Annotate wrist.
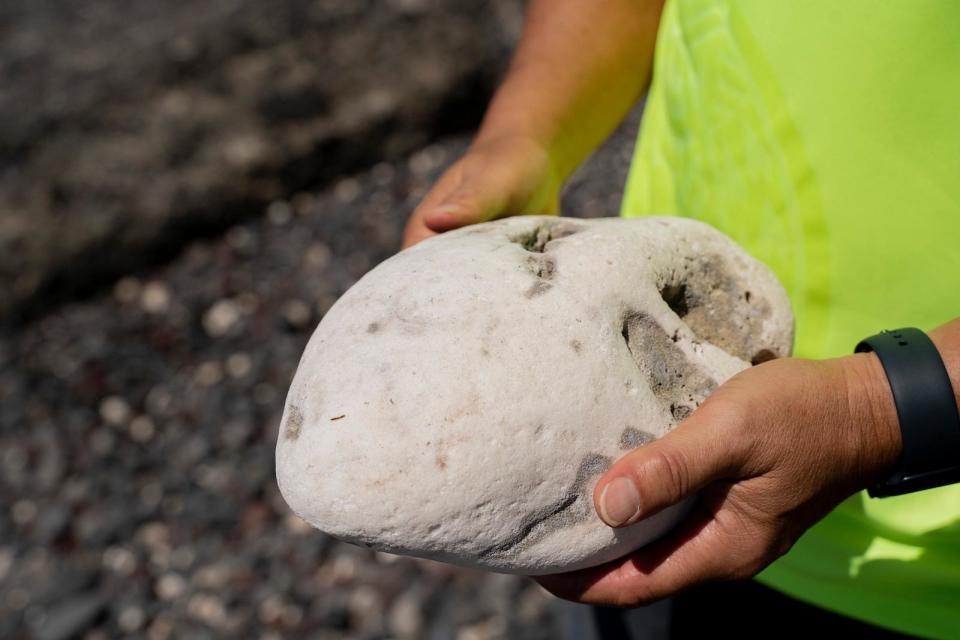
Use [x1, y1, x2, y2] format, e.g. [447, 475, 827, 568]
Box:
[470, 128, 550, 159]
[473, 90, 559, 158]
[839, 352, 903, 487]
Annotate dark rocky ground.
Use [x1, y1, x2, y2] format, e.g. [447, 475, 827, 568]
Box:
[0, 1, 643, 637]
[0, 0, 524, 325]
[0, 116, 640, 638]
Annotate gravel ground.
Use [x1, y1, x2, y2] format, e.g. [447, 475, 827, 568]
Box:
[0, 0, 523, 324]
[0, 107, 640, 640]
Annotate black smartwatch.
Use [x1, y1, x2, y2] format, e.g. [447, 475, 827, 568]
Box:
[855, 328, 960, 497]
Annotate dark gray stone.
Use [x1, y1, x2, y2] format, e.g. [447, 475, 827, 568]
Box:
[31, 592, 106, 640]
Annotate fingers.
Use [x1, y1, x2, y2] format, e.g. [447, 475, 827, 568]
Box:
[400, 166, 476, 248]
[420, 178, 507, 233]
[401, 135, 560, 248]
[594, 410, 748, 528]
[400, 208, 438, 249]
[539, 485, 778, 606]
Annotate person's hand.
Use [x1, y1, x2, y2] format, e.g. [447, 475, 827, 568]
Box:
[401, 134, 561, 249]
[536, 353, 903, 606]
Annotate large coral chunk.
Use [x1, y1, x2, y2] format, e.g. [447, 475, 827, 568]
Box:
[276, 216, 793, 574]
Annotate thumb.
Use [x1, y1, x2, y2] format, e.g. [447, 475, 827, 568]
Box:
[594, 415, 744, 528]
[422, 187, 505, 233]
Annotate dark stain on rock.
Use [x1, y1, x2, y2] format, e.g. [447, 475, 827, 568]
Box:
[391, 300, 428, 336]
[622, 311, 717, 415]
[477, 452, 611, 559]
[284, 405, 304, 440]
[525, 280, 552, 298]
[569, 339, 582, 353]
[366, 321, 381, 334]
[435, 454, 447, 470]
[477, 493, 579, 558]
[572, 453, 613, 492]
[619, 427, 654, 450]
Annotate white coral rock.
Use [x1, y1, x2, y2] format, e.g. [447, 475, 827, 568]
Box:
[276, 216, 793, 575]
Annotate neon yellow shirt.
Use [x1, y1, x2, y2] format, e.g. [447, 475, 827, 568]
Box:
[621, 0, 960, 636]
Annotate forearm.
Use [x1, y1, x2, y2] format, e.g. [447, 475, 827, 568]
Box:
[476, 0, 664, 182]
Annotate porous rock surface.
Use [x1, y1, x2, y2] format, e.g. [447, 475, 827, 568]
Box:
[276, 215, 793, 575]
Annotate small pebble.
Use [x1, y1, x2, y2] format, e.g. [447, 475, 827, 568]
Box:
[99, 396, 131, 427]
[203, 300, 241, 337]
[281, 300, 312, 329]
[102, 546, 137, 576]
[129, 415, 156, 443]
[141, 281, 171, 314]
[225, 352, 252, 378]
[118, 606, 145, 632]
[193, 361, 224, 387]
[155, 573, 187, 601]
[113, 277, 142, 304]
[388, 591, 422, 638]
[334, 179, 361, 203]
[187, 594, 227, 628]
[303, 243, 332, 271]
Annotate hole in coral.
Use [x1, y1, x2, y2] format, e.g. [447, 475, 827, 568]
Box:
[751, 349, 776, 365]
[659, 283, 689, 317]
[670, 403, 692, 421]
[526, 254, 556, 279]
[512, 222, 579, 253]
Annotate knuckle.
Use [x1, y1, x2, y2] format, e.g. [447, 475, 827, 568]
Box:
[644, 448, 690, 503]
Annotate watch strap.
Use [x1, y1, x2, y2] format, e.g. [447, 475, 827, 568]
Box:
[855, 328, 960, 497]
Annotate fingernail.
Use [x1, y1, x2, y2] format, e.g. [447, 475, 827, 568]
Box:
[599, 477, 641, 527]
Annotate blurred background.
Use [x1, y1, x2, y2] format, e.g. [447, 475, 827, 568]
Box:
[0, 1, 642, 638]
